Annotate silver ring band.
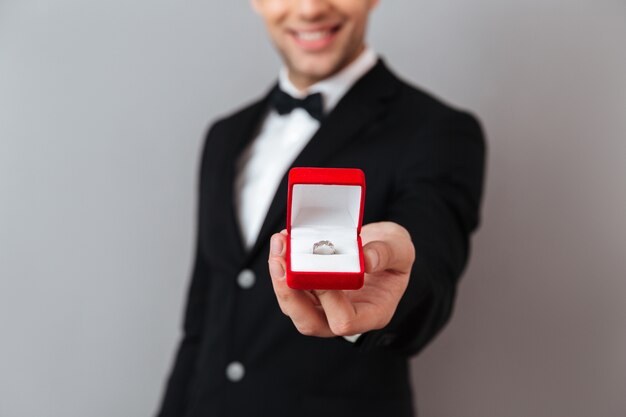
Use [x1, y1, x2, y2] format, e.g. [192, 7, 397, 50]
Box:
[313, 240, 336, 255]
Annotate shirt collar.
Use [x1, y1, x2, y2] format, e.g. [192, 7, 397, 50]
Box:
[278, 47, 378, 115]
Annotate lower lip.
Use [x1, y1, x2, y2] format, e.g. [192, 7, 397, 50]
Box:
[290, 28, 340, 51]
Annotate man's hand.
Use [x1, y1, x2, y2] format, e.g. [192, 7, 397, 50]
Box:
[267, 221, 415, 337]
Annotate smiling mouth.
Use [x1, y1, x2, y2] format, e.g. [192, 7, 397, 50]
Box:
[294, 26, 339, 40]
[289, 25, 342, 49]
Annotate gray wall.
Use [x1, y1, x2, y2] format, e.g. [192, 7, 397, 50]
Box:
[1, 1, 624, 416]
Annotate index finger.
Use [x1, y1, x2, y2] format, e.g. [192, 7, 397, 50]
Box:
[268, 232, 335, 337]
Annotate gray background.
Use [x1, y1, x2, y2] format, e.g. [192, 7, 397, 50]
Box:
[1, 1, 625, 416]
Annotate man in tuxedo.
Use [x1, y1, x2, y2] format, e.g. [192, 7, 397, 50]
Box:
[157, 1, 485, 416]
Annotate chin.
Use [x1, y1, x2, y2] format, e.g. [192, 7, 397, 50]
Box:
[292, 58, 342, 82]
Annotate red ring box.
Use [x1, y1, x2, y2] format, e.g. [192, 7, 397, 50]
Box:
[285, 167, 365, 290]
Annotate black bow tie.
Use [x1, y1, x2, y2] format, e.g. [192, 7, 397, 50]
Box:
[270, 85, 324, 121]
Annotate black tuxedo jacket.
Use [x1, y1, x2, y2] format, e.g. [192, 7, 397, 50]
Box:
[157, 60, 486, 417]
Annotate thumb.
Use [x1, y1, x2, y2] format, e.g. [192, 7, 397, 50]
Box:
[363, 239, 415, 274]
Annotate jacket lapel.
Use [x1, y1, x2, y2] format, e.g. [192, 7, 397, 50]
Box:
[243, 60, 401, 264]
[211, 95, 270, 265]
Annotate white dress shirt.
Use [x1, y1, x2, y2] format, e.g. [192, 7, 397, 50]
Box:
[234, 47, 377, 250]
[233, 49, 377, 343]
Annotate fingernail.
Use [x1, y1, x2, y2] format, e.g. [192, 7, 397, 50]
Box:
[269, 260, 285, 280]
[366, 248, 379, 271]
[270, 235, 283, 255]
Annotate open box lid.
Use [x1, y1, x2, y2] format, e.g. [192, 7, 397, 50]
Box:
[287, 167, 365, 235]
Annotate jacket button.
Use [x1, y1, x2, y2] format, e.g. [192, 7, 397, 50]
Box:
[237, 269, 256, 289]
[226, 361, 245, 382]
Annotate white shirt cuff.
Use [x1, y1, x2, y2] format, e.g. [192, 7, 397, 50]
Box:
[342, 333, 362, 343]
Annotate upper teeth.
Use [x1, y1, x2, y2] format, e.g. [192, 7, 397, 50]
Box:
[296, 30, 331, 41]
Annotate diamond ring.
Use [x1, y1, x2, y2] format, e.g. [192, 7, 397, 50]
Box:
[313, 240, 336, 255]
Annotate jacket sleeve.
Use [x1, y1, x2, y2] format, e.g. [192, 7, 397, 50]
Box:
[358, 109, 486, 356]
[155, 125, 216, 417]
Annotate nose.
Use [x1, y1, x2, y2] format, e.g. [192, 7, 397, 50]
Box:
[295, 0, 331, 21]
